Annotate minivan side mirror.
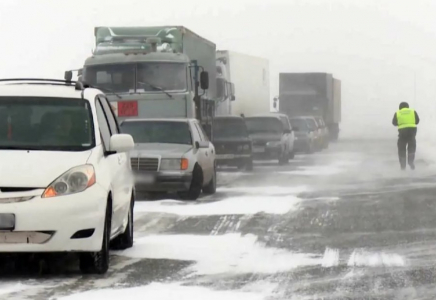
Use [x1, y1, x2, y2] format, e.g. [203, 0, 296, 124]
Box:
[200, 71, 209, 90]
[109, 134, 134, 153]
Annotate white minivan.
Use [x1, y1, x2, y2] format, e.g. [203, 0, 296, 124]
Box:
[0, 79, 135, 274]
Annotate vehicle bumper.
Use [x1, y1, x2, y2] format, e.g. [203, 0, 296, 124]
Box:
[294, 137, 311, 152]
[252, 145, 281, 160]
[216, 154, 251, 165]
[0, 184, 107, 253]
[134, 171, 192, 192]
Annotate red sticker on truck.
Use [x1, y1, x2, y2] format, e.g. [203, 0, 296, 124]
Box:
[118, 101, 138, 117]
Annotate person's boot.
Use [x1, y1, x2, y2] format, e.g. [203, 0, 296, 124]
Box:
[400, 157, 407, 170]
[408, 154, 415, 170]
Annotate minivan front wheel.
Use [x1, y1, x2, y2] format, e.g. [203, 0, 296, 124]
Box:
[111, 195, 134, 250]
[80, 199, 111, 274]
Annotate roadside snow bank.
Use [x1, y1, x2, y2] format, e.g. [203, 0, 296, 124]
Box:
[0, 283, 31, 296]
[115, 233, 321, 275]
[56, 282, 268, 300]
[217, 185, 309, 196]
[347, 250, 406, 267]
[134, 195, 302, 216]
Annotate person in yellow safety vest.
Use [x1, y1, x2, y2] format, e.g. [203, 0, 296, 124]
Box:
[392, 102, 420, 170]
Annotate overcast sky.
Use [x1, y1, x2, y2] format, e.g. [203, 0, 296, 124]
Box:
[1, 0, 436, 138]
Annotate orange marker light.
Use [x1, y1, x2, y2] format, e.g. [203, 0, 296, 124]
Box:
[181, 158, 189, 170]
[42, 187, 57, 198]
[87, 171, 96, 187]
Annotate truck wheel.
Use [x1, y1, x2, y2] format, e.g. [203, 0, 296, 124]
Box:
[203, 165, 216, 195]
[80, 199, 111, 274]
[178, 165, 203, 201]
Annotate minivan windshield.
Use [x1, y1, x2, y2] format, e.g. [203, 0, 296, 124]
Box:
[121, 121, 192, 145]
[245, 117, 283, 134]
[0, 97, 94, 151]
[213, 118, 248, 139]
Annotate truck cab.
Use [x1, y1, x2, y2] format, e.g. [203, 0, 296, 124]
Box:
[77, 26, 215, 126]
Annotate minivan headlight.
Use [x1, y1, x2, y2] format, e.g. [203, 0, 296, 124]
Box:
[42, 165, 95, 198]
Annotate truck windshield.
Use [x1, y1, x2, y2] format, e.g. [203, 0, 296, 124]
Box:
[245, 118, 283, 134]
[84, 63, 135, 93]
[120, 121, 192, 145]
[213, 119, 248, 139]
[84, 62, 187, 93]
[0, 97, 94, 151]
[290, 119, 309, 131]
[137, 63, 187, 92]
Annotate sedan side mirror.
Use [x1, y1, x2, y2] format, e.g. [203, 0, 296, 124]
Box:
[109, 134, 134, 153]
[195, 141, 210, 149]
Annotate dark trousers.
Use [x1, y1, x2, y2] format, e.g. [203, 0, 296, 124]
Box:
[397, 127, 417, 168]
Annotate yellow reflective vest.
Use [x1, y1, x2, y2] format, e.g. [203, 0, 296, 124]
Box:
[396, 108, 417, 129]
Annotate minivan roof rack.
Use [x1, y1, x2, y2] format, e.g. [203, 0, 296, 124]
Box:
[0, 78, 87, 91]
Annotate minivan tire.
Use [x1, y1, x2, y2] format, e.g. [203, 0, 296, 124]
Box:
[79, 199, 111, 275]
[111, 195, 134, 250]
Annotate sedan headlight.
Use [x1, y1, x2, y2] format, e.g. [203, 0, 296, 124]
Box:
[160, 158, 189, 170]
[42, 165, 96, 198]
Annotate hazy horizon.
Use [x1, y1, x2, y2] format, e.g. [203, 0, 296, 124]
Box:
[1, 0, 436, 139]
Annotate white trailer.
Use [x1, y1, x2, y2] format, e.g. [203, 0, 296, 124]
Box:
[215, 50, 270, 117]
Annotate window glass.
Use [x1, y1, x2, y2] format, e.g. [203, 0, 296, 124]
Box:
[0, 96, 93, 151]
[84, 64, 135, 93]
[121, 121, 192, 145]
[99, 96, 119, 134]
[95, 100, 111, 148]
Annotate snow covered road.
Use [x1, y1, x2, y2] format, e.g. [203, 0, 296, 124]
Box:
[3, 139, 436, 299]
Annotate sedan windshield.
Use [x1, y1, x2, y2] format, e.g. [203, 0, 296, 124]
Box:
[121, 121, 192, 145]
[245, 117, 283, 134]
[0, 97, 94, 151]
[213, 119, 248, 138]
[305, 118, 318, 131]
[290, 119, 309, 131]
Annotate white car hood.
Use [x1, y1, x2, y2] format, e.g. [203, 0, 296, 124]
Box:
[131, 143, 192, 157]
[0, 150, 92, 188]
